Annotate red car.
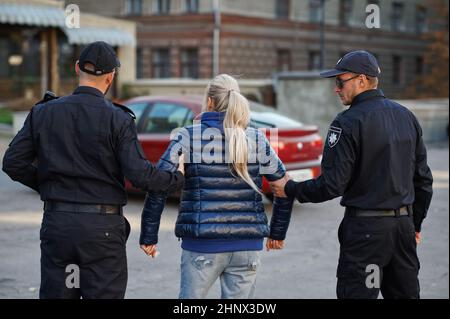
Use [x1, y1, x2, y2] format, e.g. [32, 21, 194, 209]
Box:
[124, 95, 323, 195]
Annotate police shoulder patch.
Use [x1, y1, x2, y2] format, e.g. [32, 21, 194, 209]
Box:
[113, 102, 136, 120]
[327, 126, 342, 148]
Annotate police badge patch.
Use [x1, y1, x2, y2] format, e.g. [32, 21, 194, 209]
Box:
[327, 126, 342, 148]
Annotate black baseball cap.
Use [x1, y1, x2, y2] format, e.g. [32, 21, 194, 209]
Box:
[78, 41, 121, 76]
[320, 50, 381, 78]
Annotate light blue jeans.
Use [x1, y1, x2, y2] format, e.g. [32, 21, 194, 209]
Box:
[179, 249, 261, 299]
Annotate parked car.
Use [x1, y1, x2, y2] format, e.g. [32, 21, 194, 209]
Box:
[123, 95, 323, 195]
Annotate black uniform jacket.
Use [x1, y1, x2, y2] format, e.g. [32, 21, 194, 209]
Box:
[2, 86, 184, 205]
[285, 89, 433, 231]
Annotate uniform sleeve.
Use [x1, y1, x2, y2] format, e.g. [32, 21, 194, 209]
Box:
[2, 110, 39, 192]
[257, 130, 294, 240]
[412, 119, 433, 232]
[140, 128, 190, 245]
[116, 117, 184, 193]
[284, 119, 356, 203]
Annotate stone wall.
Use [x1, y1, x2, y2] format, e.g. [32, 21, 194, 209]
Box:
[275, 72, 449, 143]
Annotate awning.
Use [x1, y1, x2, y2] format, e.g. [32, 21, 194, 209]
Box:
[0, 3, 65, 27]
[0, 3, 135, 47]
[62, 27, 136, 47]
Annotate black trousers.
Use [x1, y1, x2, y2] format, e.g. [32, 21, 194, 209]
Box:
[337, 214, 420, 299]
[39, 211, 130, 299]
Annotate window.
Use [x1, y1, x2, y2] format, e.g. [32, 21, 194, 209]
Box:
[58, 40, 75, 78]
[152, 49, 171, 78]
[277, 50, 291, 72]
[180, 49, 199, 79]
[276, 0, 290, 19]
[416, 56, 424, 75]
[309, 0, 322, 23]
[127, 102, 148, 123]
[391, 2, 404, 32]
[339, 0, 353, 27]
[415, 6, 427, 34]
[308, 51, 321, 71]
[136, 47, 143, 79]
[0, 38, 10, 78]
[157, 0, 171, 15]
[392, 55, 403, 84]
[125, 0, 142, 15]
[143, 103, 193, 133]
[185, 0, 199, 13]
[1, 37, 21, 79]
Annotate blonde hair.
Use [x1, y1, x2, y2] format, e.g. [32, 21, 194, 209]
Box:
[204, 74, 261, 193]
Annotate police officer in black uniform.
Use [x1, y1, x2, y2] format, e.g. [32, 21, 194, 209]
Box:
[273, 51, 433, 299]
[2, 41, 185, 299]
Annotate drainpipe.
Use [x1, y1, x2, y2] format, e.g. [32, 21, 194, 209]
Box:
[212, 0, 221, 77]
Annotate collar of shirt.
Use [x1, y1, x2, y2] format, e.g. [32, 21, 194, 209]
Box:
[201, 111, 227, 132]
[351, 89, 385, 107]
[73, 86, 105, 98]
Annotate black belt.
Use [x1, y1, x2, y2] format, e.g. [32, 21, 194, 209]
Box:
[44, 201, 123, 215]
[345, 206, 410, 218]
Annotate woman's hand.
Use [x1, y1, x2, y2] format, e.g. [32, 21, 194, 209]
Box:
[266, 238, 285, 251]
[178, 153, 185, 175]
[140, 244, 159, 258]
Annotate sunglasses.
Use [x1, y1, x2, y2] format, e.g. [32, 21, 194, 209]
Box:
[335, 74, 360, 89]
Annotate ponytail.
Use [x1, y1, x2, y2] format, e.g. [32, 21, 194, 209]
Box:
[206, 74, 261, 194]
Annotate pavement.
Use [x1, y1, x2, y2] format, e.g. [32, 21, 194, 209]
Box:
[0, 134, 448, 299]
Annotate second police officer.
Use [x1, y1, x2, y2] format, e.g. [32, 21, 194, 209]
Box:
[273, 51, 433, 299]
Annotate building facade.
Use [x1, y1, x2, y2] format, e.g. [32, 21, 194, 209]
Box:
[0, 0, 136, 104]
[69, 0, 434, 98]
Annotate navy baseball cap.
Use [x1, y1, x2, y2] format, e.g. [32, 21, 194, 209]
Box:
[320, 50, 381, 78]
[78, 41, 121, 76]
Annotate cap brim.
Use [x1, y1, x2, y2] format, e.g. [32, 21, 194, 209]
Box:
[319, 69, 348, 78]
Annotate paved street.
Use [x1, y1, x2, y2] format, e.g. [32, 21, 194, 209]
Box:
[0, 135, 448, 299]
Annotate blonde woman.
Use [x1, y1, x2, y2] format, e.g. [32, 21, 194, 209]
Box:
[140, 74, 293, 299]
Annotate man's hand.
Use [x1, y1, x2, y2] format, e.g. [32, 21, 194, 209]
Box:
[177, 153, 185, 175]
[270, 174, 291, 198]
[415, 232, 422, 245]
[266, 238, 285, 251]
[140, 244, 159, 258]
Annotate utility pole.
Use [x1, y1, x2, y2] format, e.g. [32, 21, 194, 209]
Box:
[319, 0, 326, 69]
[212, 0, 221, 77]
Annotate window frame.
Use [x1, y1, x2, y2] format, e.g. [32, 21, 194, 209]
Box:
[185, 0, 199, 13]
[339, 0, 354, 27]
[157, 0, 171, 15]
[391, 2, 404, 32]
[180, 48, 199, 79]
[152, 48, 171, 78]
[125, 0, 142, 16]
[275, 0, 290, 19]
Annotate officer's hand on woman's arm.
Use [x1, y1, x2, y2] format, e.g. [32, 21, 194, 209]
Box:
[269, 174, 291, 198]
[177, 153, 185, 175]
